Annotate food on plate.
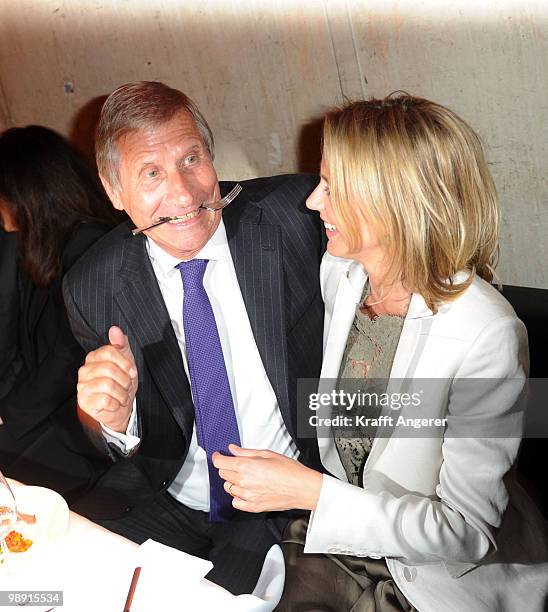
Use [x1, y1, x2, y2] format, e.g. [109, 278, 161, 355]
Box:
[17, 511, 37, 524]
[4, 530, 33, 553]
[0, 509, 36, 556]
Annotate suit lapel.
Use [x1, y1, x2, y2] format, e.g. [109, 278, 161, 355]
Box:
[367, 295, 435, 468]
[389, 293, 434, 379]
[318, 260, 436, 476]
[321, 265, 366, 378]
[114, 234, 194, 439]
[223, 195, 294, 437]
[317, 263, 366, 478]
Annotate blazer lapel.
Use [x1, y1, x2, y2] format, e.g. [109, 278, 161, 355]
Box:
[318, 261, 366, 478]
[321, 263, 367, 378]
[114, 234, 194, 440]
[366, 294, 435, 467]
[318, 260, 436, 477]
[389, 293, 434, 379]
[223, 194, 294, 437]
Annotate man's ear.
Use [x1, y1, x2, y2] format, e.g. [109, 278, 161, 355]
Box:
[99, 174, 124, 211]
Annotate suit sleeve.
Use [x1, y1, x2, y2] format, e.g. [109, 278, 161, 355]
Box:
[62, 276, 125, 460]
[305, 315, 527, 568]
[62, 274, 105, 353]
[63, 263, 144, 461]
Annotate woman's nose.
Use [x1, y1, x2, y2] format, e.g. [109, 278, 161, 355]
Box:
[306, 183, 325, 212]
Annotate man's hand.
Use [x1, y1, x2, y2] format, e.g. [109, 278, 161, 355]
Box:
[212, 444, 323, 513]
[77, 326, 138, 433]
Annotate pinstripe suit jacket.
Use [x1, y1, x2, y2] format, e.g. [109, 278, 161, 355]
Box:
[63, 174, 325, 518]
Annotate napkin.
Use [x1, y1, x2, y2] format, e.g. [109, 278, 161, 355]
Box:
[130, 539, 213, 611]
[130, 541, 284, 612]
[137, 539, 213, 581]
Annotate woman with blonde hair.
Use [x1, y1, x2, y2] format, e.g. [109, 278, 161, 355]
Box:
[213, 94, 548, 611]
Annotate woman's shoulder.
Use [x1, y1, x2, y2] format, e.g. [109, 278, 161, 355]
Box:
[433, 273, 524, 343]
[450, 273, 518, 319]
[61, 221, 112, 271]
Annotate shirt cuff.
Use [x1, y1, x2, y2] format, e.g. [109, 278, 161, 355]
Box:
[305, 473, 374, 556]
[100, 400, 140, 454]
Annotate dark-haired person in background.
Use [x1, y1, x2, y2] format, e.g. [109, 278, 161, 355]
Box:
[0, 125, 114, 500]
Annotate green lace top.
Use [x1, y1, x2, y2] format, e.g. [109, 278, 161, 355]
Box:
[333, 283, 406, 486]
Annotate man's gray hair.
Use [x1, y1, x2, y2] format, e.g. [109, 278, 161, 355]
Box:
[95, 81, 214, 188]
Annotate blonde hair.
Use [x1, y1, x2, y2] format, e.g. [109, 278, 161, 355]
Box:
[323, 93, 499, 312]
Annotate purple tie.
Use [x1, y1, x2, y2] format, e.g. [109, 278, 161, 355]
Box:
[177, 259, 241, 522]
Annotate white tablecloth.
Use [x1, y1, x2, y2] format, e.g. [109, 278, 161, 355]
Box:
[3, 483, 284, 612]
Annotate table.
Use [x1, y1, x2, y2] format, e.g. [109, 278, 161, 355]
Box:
[3, 482, 284, 611]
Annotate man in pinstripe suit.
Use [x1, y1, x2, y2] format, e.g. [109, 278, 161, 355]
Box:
[63, 81, 325, 594]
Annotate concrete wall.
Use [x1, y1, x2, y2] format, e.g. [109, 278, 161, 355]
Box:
[0, 0, 546, 287]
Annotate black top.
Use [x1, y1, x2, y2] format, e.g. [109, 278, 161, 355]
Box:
[0, 222, 110, 438]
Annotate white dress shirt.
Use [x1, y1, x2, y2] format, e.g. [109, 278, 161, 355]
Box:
[102, 220, 298, 511]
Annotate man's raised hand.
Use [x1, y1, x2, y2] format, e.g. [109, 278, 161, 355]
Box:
[77, 325, 138, 433]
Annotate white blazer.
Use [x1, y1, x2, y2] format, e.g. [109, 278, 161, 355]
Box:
[305, 253, 548, 612]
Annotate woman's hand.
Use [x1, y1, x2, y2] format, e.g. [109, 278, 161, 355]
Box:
[212, 444, 323, 513]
